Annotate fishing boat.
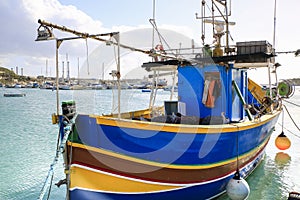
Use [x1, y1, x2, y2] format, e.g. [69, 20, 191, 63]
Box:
[36, 1, 296, 199]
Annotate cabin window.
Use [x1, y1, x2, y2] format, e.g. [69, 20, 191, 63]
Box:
[204, 72, 220, 81]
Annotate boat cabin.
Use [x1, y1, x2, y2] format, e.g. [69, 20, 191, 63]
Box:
[177, 63, 246, 124]
[142, 40, 274, 125]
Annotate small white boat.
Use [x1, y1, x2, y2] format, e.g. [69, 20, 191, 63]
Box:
[14, 84, 22, 88]
[141, 89, 151, 92]
[88, 84, 107, 90]
[59, 85, 71, 90]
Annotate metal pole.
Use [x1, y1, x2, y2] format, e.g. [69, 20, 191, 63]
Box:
[152, 0, 156, 49]
[37, 19, 178, 60]
[170, 71, 176, 101]
[273, 0, 277, 50]
[77, 57, 80, 85]
[225, 0, 229, 52]
[268, 63, 273, 112]
[149, 70, 156, 109]
[115, 33, 121, 119]
[56, 40, 61, 116]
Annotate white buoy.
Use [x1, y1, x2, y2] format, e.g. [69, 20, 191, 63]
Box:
[226, 171, 250, 200]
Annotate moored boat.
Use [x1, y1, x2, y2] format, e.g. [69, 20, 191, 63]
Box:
[59, 84, 71, 90]
[141, 89, 151, 92]
[36, 1, 296, 199]
[4, 93, 26, 97]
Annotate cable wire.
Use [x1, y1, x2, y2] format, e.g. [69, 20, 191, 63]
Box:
[278, 122, 300, 139]
[283, 99, 300, 108]
[282, 104, 300, 136]
[85, 39, 90, 75]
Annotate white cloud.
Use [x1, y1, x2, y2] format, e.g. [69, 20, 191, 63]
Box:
[0, 0, 109, 76]
[0, 0, 200, 77]
[3, 0, 297, 81]
[23, 0, 106, 34]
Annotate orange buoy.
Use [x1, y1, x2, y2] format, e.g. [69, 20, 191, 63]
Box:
[275, 132, 291, 150]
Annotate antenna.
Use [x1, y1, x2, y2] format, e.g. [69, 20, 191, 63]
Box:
[151, 0, 156, 49]
[273, 0, 277, 50]
[196, 0, 235, 55]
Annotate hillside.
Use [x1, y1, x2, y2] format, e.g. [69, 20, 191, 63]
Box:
[0, 67, 20, 84]
[0, 67, 17, 76]
[287, 78, 300, 86]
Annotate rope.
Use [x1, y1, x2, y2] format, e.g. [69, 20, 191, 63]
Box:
[236, 125, 240, 171]
[281, 107, 284, 132]
[282, 104, 300, 137]
[38, 117, 72, 200]
[65, 124, 74, 200]
[278, 122, 300, 139]
[230, 123, 241, 172]
[85, 39, 90, 75]
[283, 99, 300, 108]
[149, 19, 177, 57]
[38, 136, 60, 200]
[46, 168, 54, 200]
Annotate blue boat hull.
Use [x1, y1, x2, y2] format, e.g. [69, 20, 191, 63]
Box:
[64, 111, 280, 200]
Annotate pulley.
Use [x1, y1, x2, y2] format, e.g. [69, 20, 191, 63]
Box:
[277, 80, 295, 98]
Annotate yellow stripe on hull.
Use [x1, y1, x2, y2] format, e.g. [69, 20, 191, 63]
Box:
[68, 134, 269, 170]
[70, 164, 182, 193]
[93, 110, 280, 134]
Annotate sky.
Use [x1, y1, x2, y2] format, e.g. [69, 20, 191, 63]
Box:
[0, 0, 300, 82]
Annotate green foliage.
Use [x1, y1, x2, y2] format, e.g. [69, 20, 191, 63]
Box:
[0, 67, 18, 78]
[0, 67, 19, 84]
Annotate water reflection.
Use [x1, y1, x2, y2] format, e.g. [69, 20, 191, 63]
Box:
[275, 152, 291, 167]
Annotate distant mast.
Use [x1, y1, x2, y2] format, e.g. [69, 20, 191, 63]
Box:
[77, 57, 80, 85]
[62, 61, 64, 82]
[102, 63, 104, 82]
[66, 53, 70, 83]
[45, 59, 48, 77]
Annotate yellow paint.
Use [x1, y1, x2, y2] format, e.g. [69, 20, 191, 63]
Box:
[92, 110, 280, 134]
[68, 136, 269, 170]
[97, 107, 164, 119]
[248, 78, 266, 104]
[51, 113, 58, 124]
[69, 165, 181, 193]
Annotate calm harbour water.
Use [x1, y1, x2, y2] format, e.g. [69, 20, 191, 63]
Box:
[0, 87, 299, 200]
